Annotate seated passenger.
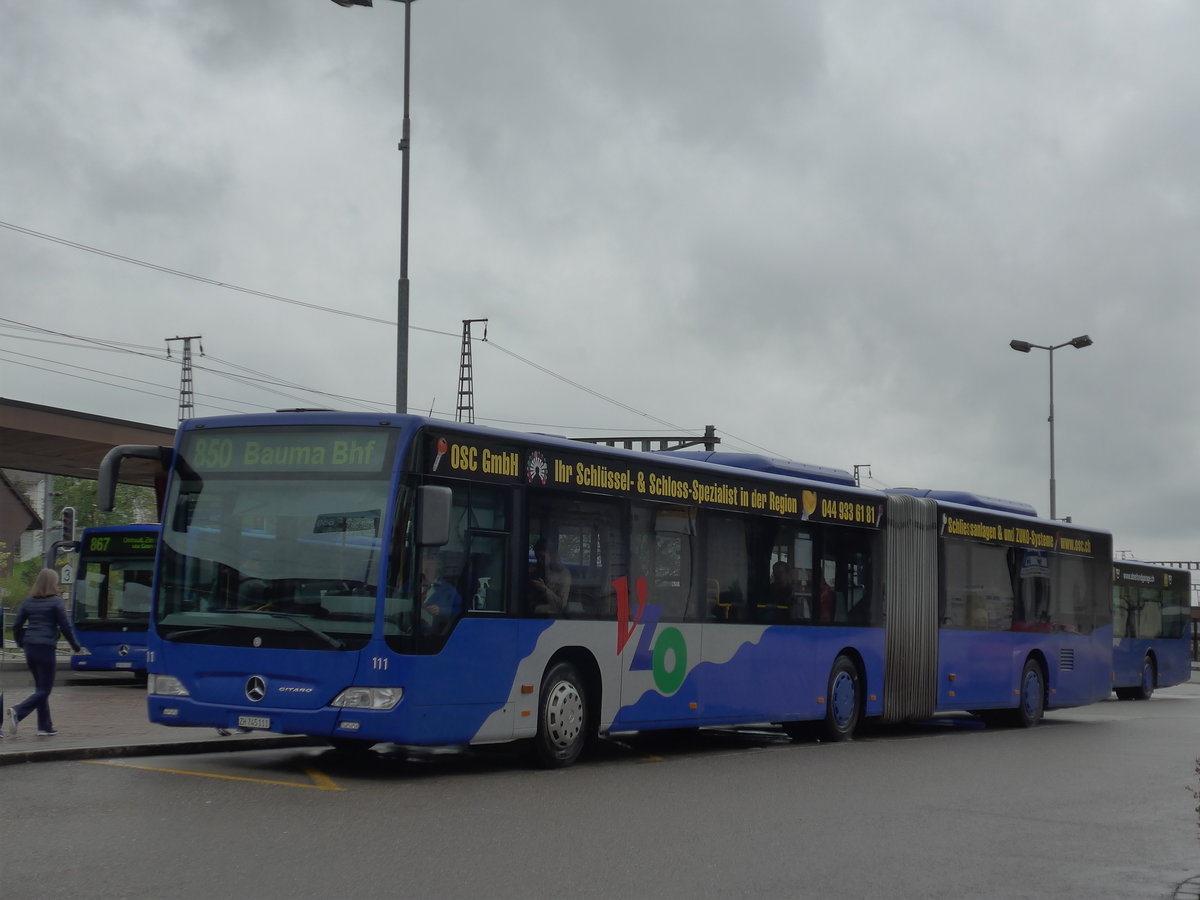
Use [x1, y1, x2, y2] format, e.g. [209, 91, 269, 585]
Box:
[769, 561, 794, 606]
[417, 551, 463, 635]
[816, 574, 834, 621]
[529, 539, 571, 615]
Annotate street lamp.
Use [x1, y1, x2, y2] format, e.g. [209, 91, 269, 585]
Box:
[1008, 334, 1093, 520]
[332, 0, 416, 415]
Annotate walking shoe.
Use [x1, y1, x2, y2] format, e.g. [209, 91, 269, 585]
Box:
[36, 729, 59, 736]
[6, 707, 16, 736]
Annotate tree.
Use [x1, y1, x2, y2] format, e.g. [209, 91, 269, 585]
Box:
[0, 541, 41, 615]
[52, 476, 156, 531]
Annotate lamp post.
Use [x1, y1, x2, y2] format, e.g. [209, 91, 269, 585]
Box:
[1008, 334, 1093, 520]
[332, 0, 416, 415]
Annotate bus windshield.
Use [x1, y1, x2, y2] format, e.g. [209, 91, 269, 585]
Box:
[157, 426, 398, 651]
[73, 531, 157, 629]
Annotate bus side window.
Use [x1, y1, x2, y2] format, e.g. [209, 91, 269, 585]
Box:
[527, 491, 624, 619]
[943, 542, 1014, 632]
[465, 534, 506, 613]
[1051, 555, 1094, 634]
[705, 514, 748, 622]
[817, 559, 836, 621]
[632, 503, 697, 621]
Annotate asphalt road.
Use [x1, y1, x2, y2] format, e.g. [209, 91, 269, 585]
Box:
[2, 679, 1198, 900]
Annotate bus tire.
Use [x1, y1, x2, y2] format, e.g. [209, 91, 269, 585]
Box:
[328, 737, 377, 756]
[1133, 655, 1155, 701]
[820, 655, 861, 742]
[1015, 658, 1045, 728]
[534, 661, 588, 768]
[781, 721, 816, 742]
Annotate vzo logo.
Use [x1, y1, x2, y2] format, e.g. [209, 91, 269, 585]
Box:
[613, 576, 687, 695]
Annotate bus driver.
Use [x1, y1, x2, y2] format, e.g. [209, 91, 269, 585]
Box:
[417, 551, 462, 635]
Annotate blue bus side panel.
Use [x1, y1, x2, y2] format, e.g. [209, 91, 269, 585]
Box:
[148, 618, 888, 744]
[1113, 636, 1191, 691]
[936, 627, 1113, 711]
[695, 626, 885, 725]
[611, 624, 885, 731]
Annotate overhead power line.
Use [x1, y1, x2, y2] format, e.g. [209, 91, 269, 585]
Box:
[0, 220, 458, 333]
[484, 339, 687, 433]
[0, 224, 695, 429]
[0, 222, 786, 456]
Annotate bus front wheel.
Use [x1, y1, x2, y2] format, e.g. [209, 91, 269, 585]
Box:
[533, 661, 588, 768]
[328, 737, 377, 756]
[820, 655, 861, 742]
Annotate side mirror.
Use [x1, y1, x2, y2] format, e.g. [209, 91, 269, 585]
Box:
[98, 445, 173, 511]
[416, 485, 452, 546]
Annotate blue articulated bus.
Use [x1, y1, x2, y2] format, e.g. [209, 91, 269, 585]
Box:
[70, 524, 159, 674]
[1111, 560, 1192, 699]
[98, 412, 1113, 767]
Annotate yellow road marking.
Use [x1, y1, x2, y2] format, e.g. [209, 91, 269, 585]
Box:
[86, 760, 344, 791]
[302, 766, 342, 790]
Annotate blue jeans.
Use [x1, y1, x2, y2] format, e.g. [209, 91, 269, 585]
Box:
[13, 644, 57, 732]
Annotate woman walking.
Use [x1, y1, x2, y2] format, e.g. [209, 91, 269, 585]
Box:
[5, 568, 81, 737]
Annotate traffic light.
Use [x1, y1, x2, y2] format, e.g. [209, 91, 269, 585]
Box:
[61, 506, 75, 543]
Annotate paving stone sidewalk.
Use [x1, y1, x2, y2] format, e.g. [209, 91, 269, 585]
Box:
[0, 649, 316, 765]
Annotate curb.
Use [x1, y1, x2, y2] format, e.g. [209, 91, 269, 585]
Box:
[0, 735, 324, 766]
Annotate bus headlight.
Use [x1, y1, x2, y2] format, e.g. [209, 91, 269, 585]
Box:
[330, 687, 403, 710]
[148, 674, 190, 697]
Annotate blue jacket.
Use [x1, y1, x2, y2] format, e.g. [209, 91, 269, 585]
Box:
[12, 595, 82, 651]
[419, 579, 462, 634]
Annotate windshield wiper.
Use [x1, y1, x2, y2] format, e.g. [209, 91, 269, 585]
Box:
[217, 608, 346, 649]
[164, 625, 228, 642]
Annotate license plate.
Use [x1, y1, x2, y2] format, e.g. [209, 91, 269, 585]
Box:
[115, 662, 132, 669]
[237, 715, 271, 730]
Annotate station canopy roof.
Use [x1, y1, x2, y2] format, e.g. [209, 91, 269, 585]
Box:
[0, 397, 175, 487]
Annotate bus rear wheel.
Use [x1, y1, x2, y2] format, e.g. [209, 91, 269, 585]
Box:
[1014, 658, 1045, 728]
[1132, 656, 1155, 700]
[820, 655, 861, 742]
[533, 661, 589, 768]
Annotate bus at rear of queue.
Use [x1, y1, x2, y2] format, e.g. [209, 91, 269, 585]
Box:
[1111, 560, 1191, 700]
[70, 524, 159, 675]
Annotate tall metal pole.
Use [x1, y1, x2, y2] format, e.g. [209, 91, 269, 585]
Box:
[332, 0, 416, 413]
[395, 0, 414, 415]
[1047, 346, 1056, 521]
[332, 0, 414, 414]
[1009, 334, 1092, 521]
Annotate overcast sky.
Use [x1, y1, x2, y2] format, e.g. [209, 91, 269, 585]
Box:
[2, 1, 1198, 565]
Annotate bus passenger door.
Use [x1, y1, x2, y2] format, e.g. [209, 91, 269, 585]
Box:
[615, 505, 701, 727]
[615, 583, 701, 727]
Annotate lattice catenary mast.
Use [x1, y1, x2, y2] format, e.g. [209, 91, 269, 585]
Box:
[456, 319, 488, 424]
[166, 335, 204, 423]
